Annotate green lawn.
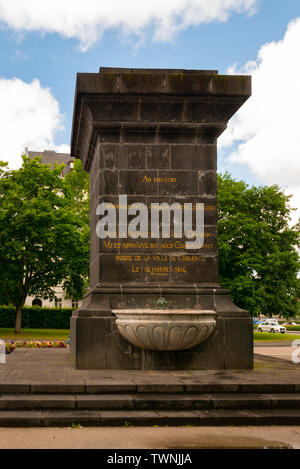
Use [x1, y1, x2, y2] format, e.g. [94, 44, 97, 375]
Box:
[254, 331, 300, 341]
[0, 328, 69, 340]
[0, 328, 298, 343]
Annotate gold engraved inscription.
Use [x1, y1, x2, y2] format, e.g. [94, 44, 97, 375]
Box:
[114, 253, 207, 276]
[142, 175, 177, 183]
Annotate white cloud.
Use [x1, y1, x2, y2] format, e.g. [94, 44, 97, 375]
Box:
[0, 77, 68, 168]
[0, 0, 258, 50]
[220, 18, 300, 224]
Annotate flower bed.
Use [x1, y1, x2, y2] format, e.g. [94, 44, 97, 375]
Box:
[5, 340, 67, 354]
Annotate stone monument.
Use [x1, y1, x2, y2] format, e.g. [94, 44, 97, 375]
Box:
[70, 67, 253, 370]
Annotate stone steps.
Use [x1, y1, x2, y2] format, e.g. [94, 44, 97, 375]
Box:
[1, 408, 300, 427]
[0, 382, 298, 394]
[1, 393, 300, 426]
[1, 393, 300, 411]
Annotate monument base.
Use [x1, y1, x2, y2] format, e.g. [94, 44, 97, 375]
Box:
[70, 285, 253, 370]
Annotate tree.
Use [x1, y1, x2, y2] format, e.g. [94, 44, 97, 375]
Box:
[0, 156, 89, 332]
[218, 172, 300, 318]
[0, 290, 9, 306]
[61, 158, 90, 300]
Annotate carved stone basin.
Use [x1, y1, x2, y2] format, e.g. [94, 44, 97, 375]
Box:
[112, 309, 216, 351]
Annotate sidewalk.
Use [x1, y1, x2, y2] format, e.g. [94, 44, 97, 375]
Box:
[0, 348, 299, 388]
[0, 425, 297, 449]
[254, 343, 300, 363]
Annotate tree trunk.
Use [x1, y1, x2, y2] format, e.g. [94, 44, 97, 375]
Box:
[15, 298, 26, 333]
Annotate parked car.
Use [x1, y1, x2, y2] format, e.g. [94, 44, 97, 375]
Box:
[257, 322, 286, 334]
[282, 322, 297, 326]
[256, 319, 279, 325]
[261, 319, 279, 325]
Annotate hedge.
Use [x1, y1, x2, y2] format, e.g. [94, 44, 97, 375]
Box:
[0, 306, 74, 329]
[284, 325, 300, 331]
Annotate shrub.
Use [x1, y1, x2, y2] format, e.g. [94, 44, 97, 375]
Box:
[0, 306, 73, 329]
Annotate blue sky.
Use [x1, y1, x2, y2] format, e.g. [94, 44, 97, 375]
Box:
[0, 0, 299, 221]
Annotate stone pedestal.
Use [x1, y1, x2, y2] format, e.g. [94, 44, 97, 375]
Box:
[70, 67, 253, 370]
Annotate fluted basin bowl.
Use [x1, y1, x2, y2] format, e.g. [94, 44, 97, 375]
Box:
[112, 309, 216, 351]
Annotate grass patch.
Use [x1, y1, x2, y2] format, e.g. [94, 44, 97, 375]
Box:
[254, 331, 300, 341]
[2, 328, 299, 343]
[0, 328, 70, 340]
[71, 423, 83, 429]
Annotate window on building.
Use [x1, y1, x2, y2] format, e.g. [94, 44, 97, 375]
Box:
[55, 298, 62, 309]
[72, 299, 79, 309]
[32, 299, 42, 307]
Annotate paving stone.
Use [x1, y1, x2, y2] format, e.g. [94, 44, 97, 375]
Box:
[194, 409, 259, 425]
[239, 384, 295, 393]
[134, 394, 212, 410]
[100, 410, 160, 426]
[136, 384, 185, 393]
[31, 383, 85, 394]
[0, 399, 7, 410]
[266, 394, 300, 409]
[155, 410, 200, 425]
[184, 384, 240, 393]
[0, 394, 76, 410]
[210, 394, 273, 409]
[0, 383, 31, 393]
[85, 382, 136, 393]
[0, 371, 11, 380]
[243, 409, 300, 425]
[0, 410, 43, 426]
[42, 410, 102, 427]
[76, 394, 135, 409]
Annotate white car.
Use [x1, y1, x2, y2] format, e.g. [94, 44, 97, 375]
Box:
[260, 319, 279, 325]
[258, 322, 286, 334]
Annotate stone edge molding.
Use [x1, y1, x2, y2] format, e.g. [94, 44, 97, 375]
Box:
[112, 309, 216, 351]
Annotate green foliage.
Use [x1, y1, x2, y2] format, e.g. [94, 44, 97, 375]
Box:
[254, 331, 300, 341]
[61, 159, 90, 300]
[0, 290, 9, 306]
[71, 423, 83, 429]
[218, 172, 300, 317]
[0, 306, 73, 329]
[0, 328, 69, 341]
[155, 298, 168, 309]
[0, 156, 89, 331]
